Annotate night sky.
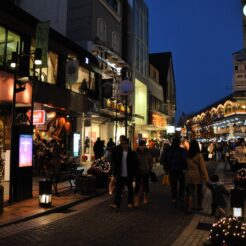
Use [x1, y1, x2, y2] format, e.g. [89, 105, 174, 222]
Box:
[145, 0, 243, 122]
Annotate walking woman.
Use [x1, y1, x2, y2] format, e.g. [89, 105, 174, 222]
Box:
[134, 140, 153, 207]
[185, 139, 209, 213]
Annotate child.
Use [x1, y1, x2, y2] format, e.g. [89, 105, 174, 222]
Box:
[207, 174, 230, 218]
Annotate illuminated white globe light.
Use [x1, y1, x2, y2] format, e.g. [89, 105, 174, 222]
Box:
[243, 5, 246, 16]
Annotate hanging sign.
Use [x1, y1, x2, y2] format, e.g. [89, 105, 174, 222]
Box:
[118, 79, 133, 95]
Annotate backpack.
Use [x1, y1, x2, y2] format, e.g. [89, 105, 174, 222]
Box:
[167, 148, 187, 172]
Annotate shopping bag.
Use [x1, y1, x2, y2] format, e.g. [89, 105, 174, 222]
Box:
[162, 174, 170, 186]
[149, 170, 158, 183]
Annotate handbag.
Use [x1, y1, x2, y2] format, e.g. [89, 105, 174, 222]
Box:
[162, 174, 170, 186]
[149, 170, 158, 183]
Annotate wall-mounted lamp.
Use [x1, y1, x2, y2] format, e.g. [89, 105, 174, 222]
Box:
[34, 48, 42, 65]
[10, 48, 43, 69]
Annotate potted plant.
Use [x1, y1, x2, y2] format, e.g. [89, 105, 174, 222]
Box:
[87, 158, 111, 188]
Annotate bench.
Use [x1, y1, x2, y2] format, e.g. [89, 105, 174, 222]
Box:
[48, 165, 84, 195]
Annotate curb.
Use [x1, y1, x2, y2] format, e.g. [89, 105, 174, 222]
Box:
[0, 190, 107, 228]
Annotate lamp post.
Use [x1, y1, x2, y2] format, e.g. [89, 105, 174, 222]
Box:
[118, 78, 133, 139]
[9, 46, 42, 203]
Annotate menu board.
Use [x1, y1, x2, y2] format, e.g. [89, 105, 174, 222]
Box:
[19, 134, 33, 167]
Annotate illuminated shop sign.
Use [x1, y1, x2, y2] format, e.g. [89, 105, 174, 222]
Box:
[33, 110, 46, 125]
[27, 110, 46, 125]
[167, 125, 175, 134]
[104, 98, 129, 113]
[151, 112, 166, 127]
[19, 134, 33, 167]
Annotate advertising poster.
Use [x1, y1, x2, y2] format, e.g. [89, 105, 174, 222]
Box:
[73, 133, 80, 157]
[19, 134, 33, 167]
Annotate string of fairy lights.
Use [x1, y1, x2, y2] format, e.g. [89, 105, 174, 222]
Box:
[208, 217, 246, 245]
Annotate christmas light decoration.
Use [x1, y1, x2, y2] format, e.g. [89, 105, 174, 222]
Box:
[207, 217, 246, 246]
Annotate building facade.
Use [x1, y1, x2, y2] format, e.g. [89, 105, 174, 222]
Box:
[0, 3, 101, 195]
[122, 0, 150, 147]
[14, 0, 130, 156]
[149, 52, 176, 128]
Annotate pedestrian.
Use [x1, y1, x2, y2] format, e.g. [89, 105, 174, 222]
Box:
[106, 137, 116, 162]
[208, 142, 215, 161]
[134, 140, 153, 207]
[107, 137, 116, 149]
[160, 142, 171, 172]
[185, 139, 209, 213]
[84, 136, 90, 153]
[207, 174, 230, 218]
[110, 135, 139, 210]
[233, 138, 246, 171]
[164, 136, 187, 203]
[93, 137, 104, 160]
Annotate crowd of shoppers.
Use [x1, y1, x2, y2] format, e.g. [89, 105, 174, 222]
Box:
[107, 135, 245, 217]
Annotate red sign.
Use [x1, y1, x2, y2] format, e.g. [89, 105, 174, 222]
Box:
[33, 110, 46, 125]
[27, 110, 46, 125]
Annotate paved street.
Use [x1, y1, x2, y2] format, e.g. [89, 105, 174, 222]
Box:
[0, 162, 237, 246]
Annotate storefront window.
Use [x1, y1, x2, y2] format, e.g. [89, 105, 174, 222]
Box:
[41, 51, 58, 84]
[0, 26, 6, 66]
[0, 26, 21, 67]
[6, 31, 21, 65]
[67, 66, 90, 93]
[89, 71, 96, 90]
[30, 41, 57, 84]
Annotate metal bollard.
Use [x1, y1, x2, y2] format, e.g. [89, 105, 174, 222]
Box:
[231, 188, 244, 218]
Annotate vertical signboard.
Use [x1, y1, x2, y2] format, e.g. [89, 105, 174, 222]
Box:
[19, 134, 33, 167]
[73, 133, 80, 157]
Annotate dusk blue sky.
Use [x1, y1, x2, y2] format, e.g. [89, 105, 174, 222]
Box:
[145, 0, 244, 121]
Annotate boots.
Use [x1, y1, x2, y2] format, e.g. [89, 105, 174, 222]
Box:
[186, 196, 193, 214]
[143, 193, 148, 204]
[134, 195, 140, 208]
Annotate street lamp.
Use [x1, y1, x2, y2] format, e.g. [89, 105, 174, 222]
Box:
[9, 46, 42, 202]
[118, 78, 133, 138]
[243, 4, 246, 16]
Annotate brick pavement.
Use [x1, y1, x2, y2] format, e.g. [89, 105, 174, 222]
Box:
[0, 161, 244, 246]
[173, 161, 242, 246]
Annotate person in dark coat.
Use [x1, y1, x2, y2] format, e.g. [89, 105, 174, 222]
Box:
[110, 135, 139, 209]
[93, 137, 104, 160]
[135, 140, 153, 206]
[163, 136, 187, 203]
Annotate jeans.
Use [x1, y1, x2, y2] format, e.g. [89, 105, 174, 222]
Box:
[169, 170, 185, 200]
[114, 176, 134, 207]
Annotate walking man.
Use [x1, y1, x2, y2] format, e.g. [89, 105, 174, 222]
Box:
[110, 135, 139, 209]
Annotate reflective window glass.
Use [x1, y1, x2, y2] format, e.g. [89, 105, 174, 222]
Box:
[0, 26, 6, 66]
[6, 31, 20, 64]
